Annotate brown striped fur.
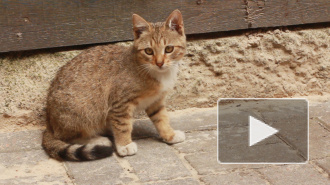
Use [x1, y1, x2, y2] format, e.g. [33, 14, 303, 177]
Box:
[42, 10, 186, 161]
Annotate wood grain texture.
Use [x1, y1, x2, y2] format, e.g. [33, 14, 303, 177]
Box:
[247, 0, 330, 28]
[0, 0, 329, 52]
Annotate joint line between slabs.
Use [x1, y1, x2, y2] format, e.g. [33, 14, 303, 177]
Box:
[170, 146, 207, 185]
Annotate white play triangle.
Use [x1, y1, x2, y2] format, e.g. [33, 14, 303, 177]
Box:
[249, 116, 279, 147]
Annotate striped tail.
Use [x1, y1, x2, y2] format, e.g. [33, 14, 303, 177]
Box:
[42, 130, 113, 161]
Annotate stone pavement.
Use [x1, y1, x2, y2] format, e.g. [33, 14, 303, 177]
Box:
[0, 102, 329, 185]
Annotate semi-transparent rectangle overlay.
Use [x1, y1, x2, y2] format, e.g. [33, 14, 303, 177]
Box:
[218, 98, 308, 164]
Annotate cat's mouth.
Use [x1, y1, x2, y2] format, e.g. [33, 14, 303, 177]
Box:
[153, 66, 170, 73]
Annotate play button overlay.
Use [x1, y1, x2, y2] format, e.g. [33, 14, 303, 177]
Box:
[217, 98, 308, 164]
[249, 116, 278, 147]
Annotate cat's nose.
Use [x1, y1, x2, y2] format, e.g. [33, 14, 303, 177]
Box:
[156, 61, 164, 68]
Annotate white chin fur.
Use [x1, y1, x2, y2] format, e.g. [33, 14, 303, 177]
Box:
[150, 62, 179, 91]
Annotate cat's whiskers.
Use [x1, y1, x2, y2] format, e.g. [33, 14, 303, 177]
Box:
[143, 66, 152, 79]
[168, 62, 180, 72]
[137, 64, 151, 78]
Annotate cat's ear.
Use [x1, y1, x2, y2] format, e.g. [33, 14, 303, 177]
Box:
[165, 9, 184, 35]
[132, 14, 150, 39]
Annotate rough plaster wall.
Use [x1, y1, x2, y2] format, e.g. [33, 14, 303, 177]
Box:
[167, 26, 330, 110]
[0, 26, 329, 130]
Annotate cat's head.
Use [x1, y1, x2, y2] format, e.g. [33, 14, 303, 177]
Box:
[132, 10, 186, 74]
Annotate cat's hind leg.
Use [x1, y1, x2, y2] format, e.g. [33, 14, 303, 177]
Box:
[107, 105, 137, 157]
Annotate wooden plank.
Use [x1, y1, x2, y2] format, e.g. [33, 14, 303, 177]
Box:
[0, 0, 329, 52]
[0, 0, 246, 52]
[247, 0, 330, 28]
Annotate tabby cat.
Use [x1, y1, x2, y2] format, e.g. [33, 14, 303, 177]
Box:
[42, 10, 186, 161]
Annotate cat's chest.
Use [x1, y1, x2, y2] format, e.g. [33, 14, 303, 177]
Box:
[155, 66, 179, 92]
[135, 67, 178, 111]
[136, 83, 166, 111]
[136, 94, 162, 111]
[158, 75, 176, 92]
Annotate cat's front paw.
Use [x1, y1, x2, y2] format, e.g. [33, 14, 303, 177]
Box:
[116, 142, 138, 156]
[166, 130, 185, 144]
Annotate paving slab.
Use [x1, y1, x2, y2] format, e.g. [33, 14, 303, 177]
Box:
[173, 130, 217, 154]
[200, 170, 268, 185]
[218, 106, 260, 128]
[184, 150, 271, 175]
[314, 157, 330, 174]
[65, 156, 131, 185]
[169, 108, 217, 131]
[146, 178, 200, 185]
[133, 119, 159, 139]
[175, 130, 240, 174]
[218, 125, 305, 163]
[0, 150, 71, 184]
[178, 131, 269, 175]
[125, 139, 192, 182]
[309, 119, 330, 160]
[220, 140, 305, 163]
[0, 130, 43, 152]
[133, 108, 217, 139]
[257, 164, 329, 185]
[260, 100, 308, 158]
[218, 125, 281, 147]
[309, 102, 330, 126]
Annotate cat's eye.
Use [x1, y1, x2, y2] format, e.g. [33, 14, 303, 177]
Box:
[165, 46, 174, 53]
[145, 48, 153, 55]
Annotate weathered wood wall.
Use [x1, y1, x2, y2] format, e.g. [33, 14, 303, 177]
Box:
[0, 0, 329, 52]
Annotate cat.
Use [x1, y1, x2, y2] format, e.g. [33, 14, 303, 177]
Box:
[42, 10, 186, 161]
